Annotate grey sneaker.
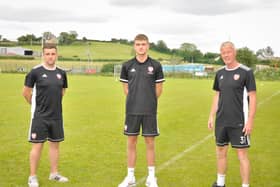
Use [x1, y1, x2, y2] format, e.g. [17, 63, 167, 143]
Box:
[49, 173, 69, 182]
[28, 176, 39, 187]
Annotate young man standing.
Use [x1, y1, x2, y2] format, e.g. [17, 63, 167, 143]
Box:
[208, 41, 257, 187]
[22, 43, 69, 187]
[119, 34, 165, 187]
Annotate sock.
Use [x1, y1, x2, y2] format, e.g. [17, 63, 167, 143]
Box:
[217, 173, 226, 186]
[127, 168, 134, 178]
[242, 184, 249, 187]
[148, 166, 155, 178]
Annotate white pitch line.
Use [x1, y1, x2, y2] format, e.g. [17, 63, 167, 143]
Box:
[136, 89, 280, 185]
[257, 90, 280, 107]
[136, 134, 213, 185]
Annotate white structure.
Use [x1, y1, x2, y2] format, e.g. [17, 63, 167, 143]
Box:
[0, 47, 33, 56]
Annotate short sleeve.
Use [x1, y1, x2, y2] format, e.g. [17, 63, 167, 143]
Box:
[245, 70, 256, 92]
[155, 64, 165, 83]
[63, 72, 68, 88]
[213, 73, 220, 91]
[120, 64, 128, 83]
[24, 70, 36, 88]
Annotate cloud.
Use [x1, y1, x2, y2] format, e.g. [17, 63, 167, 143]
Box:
[0, 5, 110, 23]
[110, 0, 154, 7]
[162, 0, 252, 15]
[109, 0, 253, 15]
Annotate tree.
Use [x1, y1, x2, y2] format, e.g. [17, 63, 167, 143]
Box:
[156, 40, 169, 53]
[42, 32, 57, 45]
[58, 31, 78, 45]
[256, 46, 274, 59]
[236, 47, 257, 68]
[179, 43, 198, 62]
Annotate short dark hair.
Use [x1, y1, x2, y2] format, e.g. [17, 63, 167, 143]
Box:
[134, 34, 149, 42]
[42, 43, 57, 51]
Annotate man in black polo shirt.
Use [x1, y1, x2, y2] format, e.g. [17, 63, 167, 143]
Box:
[208, 41, 257, 187]
[22, 43, 68, 187]
[118, 34, 165, 187]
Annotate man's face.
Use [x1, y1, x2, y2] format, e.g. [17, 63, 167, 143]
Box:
[43, 48, 57, 66]
[220, 45, 236, 65]
[134, 40, 149, 55]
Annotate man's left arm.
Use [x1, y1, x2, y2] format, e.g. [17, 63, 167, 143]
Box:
[155, 83, 163, 98]
[243, 91, 257, 135]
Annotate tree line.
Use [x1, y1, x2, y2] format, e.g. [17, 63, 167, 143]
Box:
[0, 31, 279, 68]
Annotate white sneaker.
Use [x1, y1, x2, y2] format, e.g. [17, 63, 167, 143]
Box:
[145, 176, 158, 187]
[49, 173, 69, 182]
[28, 176, 39, 187]
[118, 176, 136, 187]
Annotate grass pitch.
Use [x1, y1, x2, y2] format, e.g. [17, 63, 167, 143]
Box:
[0, 74, 279, 187]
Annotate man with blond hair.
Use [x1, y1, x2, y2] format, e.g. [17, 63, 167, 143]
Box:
[118, 34, 165, 187]
[208, 41, 257, 187]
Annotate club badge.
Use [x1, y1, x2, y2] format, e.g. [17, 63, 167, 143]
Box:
[31, 133, 37, 139]
[148, 66, 154, 74]
[56, 73, 62, 79]
[233, 74, 240, 80]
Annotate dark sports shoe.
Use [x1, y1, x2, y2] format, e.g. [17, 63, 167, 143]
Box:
[212, 182, 225, 187]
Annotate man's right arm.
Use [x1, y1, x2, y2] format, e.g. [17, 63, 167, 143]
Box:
[122, 83, 128, 96]
[22, 86, 33, 104]
[208, 91, 219, 130]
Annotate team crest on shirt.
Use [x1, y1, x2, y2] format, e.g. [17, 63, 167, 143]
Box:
[42, 74, 48, 78]
[147, 66, 154, 74]
[220, 75, 223, 80]
[56, 73, 62, 79]
[240, 136, 246, 144]
[233, 74, 240, 80]
[31, 133, 37, 139]
[130, 68, 136, 72]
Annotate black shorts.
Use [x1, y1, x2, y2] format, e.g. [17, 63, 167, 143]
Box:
[215, 125, 250, 148]
[28, 118, 64, 143]
[124, 115, 159, 137]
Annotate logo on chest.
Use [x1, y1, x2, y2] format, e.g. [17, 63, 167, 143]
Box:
[42, 74, 48, 78]
[147, 66, 154, 74]
[56, 73, 62, 79]
[130, 68, 136, 72]
[233, 74, 240, 80]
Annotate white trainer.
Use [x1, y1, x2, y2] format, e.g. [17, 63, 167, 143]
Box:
[28, 176, 39, 187]
[145, 176, 158, 187]
[49, 173, 69, 182]
[118, 176, 136, 187]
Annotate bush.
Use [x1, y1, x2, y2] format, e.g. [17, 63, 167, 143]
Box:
[255, 68, 280, 81]
[101, 63, 116, 73]
[0, 55, 34, 60]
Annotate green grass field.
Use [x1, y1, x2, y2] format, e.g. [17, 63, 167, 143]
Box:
[0, 74, 279, 187]
[23, 41, 172, 60]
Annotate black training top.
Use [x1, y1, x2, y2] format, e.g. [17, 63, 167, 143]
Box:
[213, 64, 256, 127]
[24, 65, 68, 119]
[120, 57, 165, 115]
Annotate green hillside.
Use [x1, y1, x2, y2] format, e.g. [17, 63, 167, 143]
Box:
[23, 41, 172, 61]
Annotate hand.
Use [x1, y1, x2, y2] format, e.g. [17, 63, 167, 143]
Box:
[243, 120, 253, 136]
[208, 116, 214, 130]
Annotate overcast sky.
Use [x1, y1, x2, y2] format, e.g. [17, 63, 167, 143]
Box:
[1, 0, 279, 56]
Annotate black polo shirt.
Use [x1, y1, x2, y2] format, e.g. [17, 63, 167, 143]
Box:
[213, 64, 256, 127]
[24, 65, 68, 119]
[120, 57, 165, 115]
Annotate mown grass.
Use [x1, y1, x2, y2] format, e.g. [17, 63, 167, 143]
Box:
[0, 74, 279, 186]
[22, 41, 172, 60]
